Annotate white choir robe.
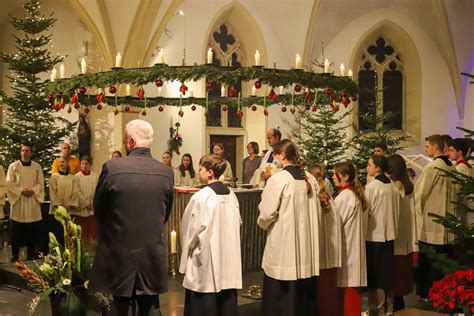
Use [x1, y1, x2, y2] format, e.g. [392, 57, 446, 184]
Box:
[393, 182, 418, 255]
[249, 150, 282, 187]
[179, 186, 242, 292]
[316, 181, 341, 269]
[0, 166, 6, 218]
[414, 158, 457, 245]
[176, 170, 201, 187]
[73, 171, 98, 217]
[222, 160, 233, 180]
[335, 189, 367, 287]
[323, 178, 334, 197]
[258, 170, 320, 280]
[48, 173, 80, 214]
[365, 179, 400, 242]
[455, 161, 473, 177]
[6, 161, 45, 223]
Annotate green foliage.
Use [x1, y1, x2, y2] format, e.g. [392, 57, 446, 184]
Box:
[0, 0, 74, 178]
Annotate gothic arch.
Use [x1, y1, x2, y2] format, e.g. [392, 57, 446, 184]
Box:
[350, 20, 422, 144]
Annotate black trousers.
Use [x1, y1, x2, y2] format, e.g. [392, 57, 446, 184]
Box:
[416, 241, 453, 298]
[262, 274, 317, 316]
[184, 289, 238, 316]
[112, 294, 160, 316]
[11, 220, 40, 259]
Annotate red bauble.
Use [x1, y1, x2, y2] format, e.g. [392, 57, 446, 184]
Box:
[114, 108, 119, 115]
[228, 86, 236, 97]
[281, 106, 287, 112]
[70, 95, 77, 104]
[290, 107, 296, 114]
[263, 108, 269, 116]
[351, 95, 358, 102]
[67, 106, 72, 114]
[251, 105, 257, 111]
[97, 104, 103, 110]
[124, 105, 130, 112]
[342, 97, 350, 107]
[79, 87, 87, 94]
[206, 81, 214, 90]
[137, 88, 145, 100]
[254, 81, 262, 89]
[158, 105, 164, 112]
[294, 84, 302, 93]
[179, 84, 188, 95]
[304, 104, 311, 111]
[331, 103, 339, 112]
[222, 105, 228, 112]
[306, 92, 315, 102]
[141, 109, 147, 116]
[96, 93, 105, 103]
[84, 107, 90, 114]
[191, 105, 196, 111]
[155, 79, 163, 87]
[74, 102, 81, 109]
[237, 110, 244, 118]
[109, 86, 117, 94]
[268, 89, 278, 101]
[178, 110, 184, 117]
[311, 105, 318, 112]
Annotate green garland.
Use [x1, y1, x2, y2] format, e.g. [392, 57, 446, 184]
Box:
[46, 64, 358, 109]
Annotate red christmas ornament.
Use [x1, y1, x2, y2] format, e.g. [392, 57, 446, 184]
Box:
[304, 104, 311, 111]
[254, 81, 262, 89]
[155, 79, 163, 87]
[228, 86, 236, 97]
[281, 106, 287, 112]
[179, 84, 188, 95]
[137, 88, 145, 100]
[109, 86, 117, 94]
[268, 89, 278, 101]
[251, 105, 257, 111]
[70, 95, 77, 104]
[311, 105, 318, 112]
[191, 105, 196, 111]
[79, 87, 87, 94]
[114, 108, 119, 116]
[67, 105, 72, 113]
[222, 105, 228, 112]
[124, 105, 130, 112]
[331, 103, 339, 113]
[264, 108, 269, 116]
[74, 102, 81, 109]
[206, 81, 214, 90]
[294, 84, 302, 93]
[96, 93, 105, 103]
[97, 103, 103, 110]
[178, 110, 184, 117]
[84, 107, 90, 114]
[290, 107, 296, 114]
[342, 97, 350, 107]
[306, 92, 315, 102]
[351, 95, 358, 102]
[141, 109, 147, 116]
[237, 110, 244, 118]
[158, 105, 164, 112]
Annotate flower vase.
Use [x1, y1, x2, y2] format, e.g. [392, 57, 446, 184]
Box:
[50, 292, 86, 316]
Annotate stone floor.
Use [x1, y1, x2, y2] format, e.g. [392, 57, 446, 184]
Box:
[0, 246, 442, 316]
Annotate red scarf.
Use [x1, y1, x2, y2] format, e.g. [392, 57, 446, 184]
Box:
[456, 159, 472, 168]
[339, 184, 354, 192]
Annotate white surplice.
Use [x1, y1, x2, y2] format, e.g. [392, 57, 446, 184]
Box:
[73, 171, 98, 217]
[258, 170, 320, 280]
[179, 186, 242, 293]
[176, 170, 200, 187]
[249, 150, 282, 187]
[392, 181, 418, 255]
[48, 173, 79, 214]
[335, 189, 367, 287]
[6, 160, 45, 222]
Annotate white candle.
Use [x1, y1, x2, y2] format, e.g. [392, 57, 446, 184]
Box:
[279, 86, 284, 94]
[339, 63, 345, 76]
[126, 84, 131, 96]
[189, 88, 194, 97]
[51, 68, 57, 81]
[157, 48, 164, 64]
[348, 69, 353, 78]
[157, 86, 162, 97]
[252, 86, 256, 96]
[81, 58, 87, 74]
[207, 48, 213, 64]
[170, 230, 177, 253]
[221, 84, 226, 97]
[115, 53, 122, 67]
[295, 54, 302, 69]
[59, 64, 65, 78]
[254, 50, 260, 66]
[324, 59, 330, 73]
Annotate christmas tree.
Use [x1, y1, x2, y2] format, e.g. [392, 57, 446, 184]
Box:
[291, 91, 352, 170]
[0, 0, 74, 177]
[350, 88, 406, 182]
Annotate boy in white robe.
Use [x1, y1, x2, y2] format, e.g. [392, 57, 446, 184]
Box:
[6, 143, 45, 262]
[179, 154, 242, 316]
[448, 138, 473, 177]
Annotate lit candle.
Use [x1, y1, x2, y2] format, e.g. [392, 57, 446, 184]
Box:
[59, 64, 65, 78]
[81, 58, 87, 74]
[189, 88, 194, 97]
[324, 59, 330, 73]
[221, 84, 226, 97]
[170, 230, 177, 253]
[207, 48, 213, 64]
[126, 84, 131, 96]
[50, 73, 54, 82]
[157, 48, 164, 64]
[295, 54, 302, 69]
[279, 86, 284, 94]
[51, 68, 57, 82]
[348, 69, 353, 78]
[157, 86, 162, 97]
[339, 63, 345, 76]
[115, 53, 122, 67]
[252, 85, 256, 96]
[254, 50, 260, 66]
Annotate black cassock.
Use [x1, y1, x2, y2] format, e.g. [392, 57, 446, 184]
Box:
[89, 147, 174, 297]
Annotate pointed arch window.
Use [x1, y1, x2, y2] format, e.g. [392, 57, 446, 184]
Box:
[357, 37, 404, 130]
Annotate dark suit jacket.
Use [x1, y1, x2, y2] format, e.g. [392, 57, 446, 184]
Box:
[89, 147, 174, 296]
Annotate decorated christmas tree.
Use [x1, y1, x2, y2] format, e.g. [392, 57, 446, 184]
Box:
[0, 0, 74, 176]
[291, 90, 352, 169]
[350, 88, 406, 182]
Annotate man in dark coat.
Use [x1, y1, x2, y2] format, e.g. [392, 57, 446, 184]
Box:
[90, 119, 174, 315]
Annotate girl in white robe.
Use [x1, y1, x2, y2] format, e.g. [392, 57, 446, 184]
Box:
[365, 155, 400, 316]
[308, 163, 341, 316]
[332, 161, 367, 316]
[258, 139, 320, 316]
[179, 154, 242, 316]
[48, 156, 79, 244]
[74, 156, 99, 243]
[176, 153, 200, 187]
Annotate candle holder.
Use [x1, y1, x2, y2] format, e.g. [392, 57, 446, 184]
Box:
[111, 67, 123, 71]
[170, 252, 177, 276]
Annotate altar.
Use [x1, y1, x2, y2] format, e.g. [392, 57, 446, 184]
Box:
[166, 187, 266, 272]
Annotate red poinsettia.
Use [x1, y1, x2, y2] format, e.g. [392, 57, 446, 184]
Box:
[428, 270, 474, 314]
